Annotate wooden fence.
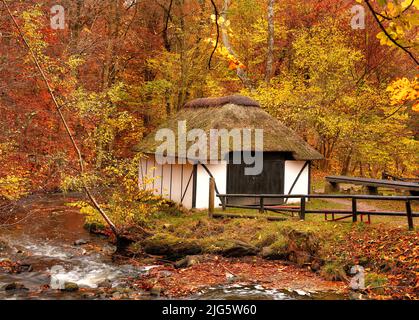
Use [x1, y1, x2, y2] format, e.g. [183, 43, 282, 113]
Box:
[212, 191, 419, 231]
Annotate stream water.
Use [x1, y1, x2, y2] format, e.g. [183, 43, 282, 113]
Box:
[0, 194, 345, 300]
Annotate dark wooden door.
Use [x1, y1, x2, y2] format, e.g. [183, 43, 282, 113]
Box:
[227, 154, 285, 206]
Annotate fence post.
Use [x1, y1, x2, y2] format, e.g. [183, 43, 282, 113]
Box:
[352, 198, 358, 223]
[208, 177, 215, 218]
[259, 197, 265, 214]
[299, 197, 306, 220]
[406, 200, 414, 231]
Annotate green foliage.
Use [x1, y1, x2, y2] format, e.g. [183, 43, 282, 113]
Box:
[365, 272, 388, 289]
[65, 154, 164, 227]
[68, 83, 144, 168]
[243, 18, 418, 176]
[320, 262, 347, 281]
[5, 0, 417, 232]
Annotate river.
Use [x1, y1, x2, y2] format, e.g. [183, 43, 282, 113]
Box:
[0, 194, 346, 300]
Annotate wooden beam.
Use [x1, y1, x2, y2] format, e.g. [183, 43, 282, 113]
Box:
[406, 200, 414, 231]
[259, 197, 265, 213]
[299, 197, 306, 220]
[209, 177, 215, 218]
[192, 164, 198, 209]
[326, 175, 419, 191]
[352, 198, 358, 222]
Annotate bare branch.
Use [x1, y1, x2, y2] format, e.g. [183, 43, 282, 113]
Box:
[208, 0, 220, 69]
[364, 0, 418, 65]
[1, 0, 119, 236]
[369, 0, 414, 20]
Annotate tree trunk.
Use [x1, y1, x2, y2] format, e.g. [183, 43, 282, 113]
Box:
[265, 0, 275, 83]
[221, 0, 253, 89]
[102, 0, 121, 89]
[1, 0, 119, 237]
[176, 0, 188, 111]
[162, 0, 174, 52]
[70, 0, 84, 46]
[340, 147, 352, 175]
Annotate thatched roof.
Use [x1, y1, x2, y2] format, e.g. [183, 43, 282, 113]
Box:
[184, 95, 260, 108]
[137, 96, 323, 161]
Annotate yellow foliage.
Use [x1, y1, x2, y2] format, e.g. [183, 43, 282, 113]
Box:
[64, 155, 165, 227]
[0, 176, 29, 201]
[365, 0, 419, 49]
[387, 76, 419, 110]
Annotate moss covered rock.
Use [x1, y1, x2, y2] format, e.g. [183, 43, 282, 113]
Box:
[218, 240, 260, 257]
[63, 282, 79, 292]
[141, 234, 202, 259]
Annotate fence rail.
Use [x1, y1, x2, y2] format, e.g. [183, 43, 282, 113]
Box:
[215, 193, 419, 231]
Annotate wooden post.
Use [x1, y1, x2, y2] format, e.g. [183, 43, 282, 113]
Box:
[299, 197, 306, 220]
[208, 177, 215, 218]
[406, 200, 414, 231]
[352, 198, 358, 223]
[222, 196, 226, 211]
[259, 197, 265, 214]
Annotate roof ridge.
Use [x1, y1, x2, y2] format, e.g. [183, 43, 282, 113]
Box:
[184, 95, 260, 109]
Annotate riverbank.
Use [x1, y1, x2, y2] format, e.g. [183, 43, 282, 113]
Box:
[114, 201, 418, 300]
[0, 194, 346, 300]
[129, 255, 346, 298]
[1, 194, 417, 300]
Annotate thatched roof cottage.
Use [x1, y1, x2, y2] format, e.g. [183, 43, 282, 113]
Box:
[137, 95, 322, 209]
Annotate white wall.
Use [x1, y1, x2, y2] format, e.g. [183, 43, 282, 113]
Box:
[138, 155, 194, 208]
[139, 156, 310, 208]
[179, 164, 194, 208]
[284, 161, 310, 203]
[195, 162, 227, 209]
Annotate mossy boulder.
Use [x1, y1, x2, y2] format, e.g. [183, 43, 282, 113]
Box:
[2, 282, 28, 291]
[62, 282, 79, 292]
[141, 234, 202, 259]
[254, 233, 278, 248]
[213, 240, 260, 257]
[261, 235, 289, 260]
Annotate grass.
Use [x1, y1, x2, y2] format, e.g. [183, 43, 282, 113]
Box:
[143, 196, 418, 275]
[210, 197, 418, 230]
[150, 203, 359, 253]
[137, 196, 419, 298]
[137, 175, 419, 298]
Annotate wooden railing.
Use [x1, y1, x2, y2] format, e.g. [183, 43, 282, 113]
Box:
[382, 172, 419, 183]
[214, 193, 419, 231]
[325, 175, 419, 195]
